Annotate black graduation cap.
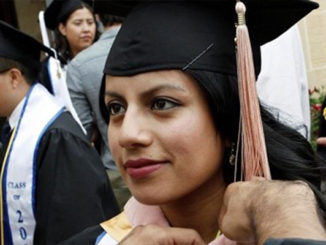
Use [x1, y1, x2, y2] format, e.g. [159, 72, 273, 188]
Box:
[0, 20, 54, 74]
[44, 0, 93, 30]
[102, 0, 318, 77]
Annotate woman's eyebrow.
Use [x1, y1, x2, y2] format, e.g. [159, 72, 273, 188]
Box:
[105, 84, 186, 99]
[140, 84, 187, 98]
[105, 91, 124, 99]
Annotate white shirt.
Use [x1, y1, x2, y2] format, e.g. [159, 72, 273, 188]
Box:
[8, 97, 26, 129]
[257, 25, 310, 139]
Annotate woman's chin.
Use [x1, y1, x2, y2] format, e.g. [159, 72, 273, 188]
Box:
[133, 192, 173, 206]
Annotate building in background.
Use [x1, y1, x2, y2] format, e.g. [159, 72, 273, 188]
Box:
[0, 0, 18, 27]
[0, 0, 47, 41]
[298, 0, 326, 89]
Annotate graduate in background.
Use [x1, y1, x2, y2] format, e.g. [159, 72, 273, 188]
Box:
[39, 0, 98, 134]
[0, 21, 119, 245]
[44, 0, 98, 64]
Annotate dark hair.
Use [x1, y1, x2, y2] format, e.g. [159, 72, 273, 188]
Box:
[53, 2, 99, 63]
[98, 14, 124, 27]
[187, 69, 326, 222]
[0, 57, 37, 85]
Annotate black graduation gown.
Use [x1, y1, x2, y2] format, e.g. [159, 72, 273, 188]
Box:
[1, 111, 120, 245]
[59, 224, 103, 245]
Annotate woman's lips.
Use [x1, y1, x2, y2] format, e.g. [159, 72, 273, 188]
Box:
[81, 36, 92, 42]
[124, 159, 167, 179]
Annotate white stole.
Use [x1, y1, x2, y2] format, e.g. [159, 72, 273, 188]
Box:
[47, 57, 86, 134]
[96, 232, 118, 245]
[1, 84, 64, 245]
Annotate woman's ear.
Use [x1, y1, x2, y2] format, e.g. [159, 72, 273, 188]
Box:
[58, 23, 66, 36]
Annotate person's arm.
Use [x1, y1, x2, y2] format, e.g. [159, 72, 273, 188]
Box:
[66, 61, 93, 138]
[219, 179, 326, 245]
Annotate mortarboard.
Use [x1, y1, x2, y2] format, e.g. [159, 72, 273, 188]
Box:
[0, 20, 54, 74]
[102, 0, 318, 77]
[44, 0, 93, 30]
[99, 0, 318, 180]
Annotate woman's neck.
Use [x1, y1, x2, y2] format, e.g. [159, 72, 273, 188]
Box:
[70, 48, 77, 59]
[160, 172, 226, 243]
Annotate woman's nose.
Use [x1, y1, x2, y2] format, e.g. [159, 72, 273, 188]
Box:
[82, 22, 91, 32]
[118, 109, 152, 150]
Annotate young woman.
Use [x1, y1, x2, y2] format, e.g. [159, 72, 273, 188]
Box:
[61, 0, 326, 244]
[40, 0, 99, 129]
[44, 0, 98, 63]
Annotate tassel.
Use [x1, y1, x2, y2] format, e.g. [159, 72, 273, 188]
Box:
[235, 1, 271, 180]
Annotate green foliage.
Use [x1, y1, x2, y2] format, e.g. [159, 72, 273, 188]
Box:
[309, 86, 326, 150]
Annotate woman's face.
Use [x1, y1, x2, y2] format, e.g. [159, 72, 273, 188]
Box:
[58, 7, 96, 57]
[105, 70, 226, 205]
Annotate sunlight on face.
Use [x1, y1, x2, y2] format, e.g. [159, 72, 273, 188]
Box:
[105, 70, 226, 205]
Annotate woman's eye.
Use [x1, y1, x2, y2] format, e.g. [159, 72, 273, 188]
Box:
[87, 20, 95, 25]
[73, 21, 82, 26]
[152, 99, 178, 110]
[108, 103, 125, 116]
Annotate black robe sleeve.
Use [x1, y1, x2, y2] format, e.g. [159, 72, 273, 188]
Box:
[33, 112, 120, 245]
[265, 238, 326, 245]
[58, 224, 104, 245]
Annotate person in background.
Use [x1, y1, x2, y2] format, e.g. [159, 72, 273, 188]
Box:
[257, 24, 311, 139]
[0, 21, 119, 245]
[40, 0, 99, 134]
[44, 0, 98, 64]
[66, 1, 130, 208]
[61, 0, 326, 245]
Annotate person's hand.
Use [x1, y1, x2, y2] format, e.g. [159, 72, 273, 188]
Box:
[317, 137, 326, 147]
[118, 225, 206, 245]
[219, 178, 326, 245]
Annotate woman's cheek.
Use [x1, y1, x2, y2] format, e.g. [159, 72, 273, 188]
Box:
[108, 127, 120, 160]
